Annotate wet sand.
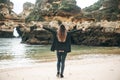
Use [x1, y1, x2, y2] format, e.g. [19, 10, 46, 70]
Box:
[0, 55, 120, 80]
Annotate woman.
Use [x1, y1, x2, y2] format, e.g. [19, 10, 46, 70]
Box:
[43, 24, 80, 78]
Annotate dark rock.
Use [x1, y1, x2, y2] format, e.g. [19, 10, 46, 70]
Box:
[16, 25, 53, 44]
[71, 26, 120, 46]
[0, 30, 14, 38]
[16, 25, 120, 46]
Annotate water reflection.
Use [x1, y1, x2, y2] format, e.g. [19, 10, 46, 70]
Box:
[11, 38, 26, 56]
[0, 38, 50, 69]
[0, 38, 26, 56]
[0, 38, 31, 69]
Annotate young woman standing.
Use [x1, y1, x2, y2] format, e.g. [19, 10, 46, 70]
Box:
[43, 24, 80, 78]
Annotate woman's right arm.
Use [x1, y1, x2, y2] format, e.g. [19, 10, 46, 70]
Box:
[43, 26, 55, 33]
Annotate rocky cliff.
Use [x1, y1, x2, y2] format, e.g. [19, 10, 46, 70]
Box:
[25, 0, 81, 22]
[14, 0, 120, 46]
[25, 0, 120, 22]
[16, 21, 120, 46]
[0, 0, 18, 20]
[0, 0, 25, 38]
[0, 0, 120, 46]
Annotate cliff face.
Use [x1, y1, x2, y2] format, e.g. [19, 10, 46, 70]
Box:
[0, 0, 24, 38]
[16, 21, 120, 46]
[26, 0, 81, 22]
[0, 0, 18, 20]
[0, 0, 120, 46]
[83, 0, 120, 21]
[25, 0, 120, 22]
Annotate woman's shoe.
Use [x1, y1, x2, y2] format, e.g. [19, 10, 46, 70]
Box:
[60, 74, 64, 78]
[56, 72, 59, 77]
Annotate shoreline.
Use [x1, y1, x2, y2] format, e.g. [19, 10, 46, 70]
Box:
[0, 54, 120, 80]
[0, 53, 119, 69]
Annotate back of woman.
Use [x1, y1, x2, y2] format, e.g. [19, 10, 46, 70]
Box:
[43, 24, 80, 78]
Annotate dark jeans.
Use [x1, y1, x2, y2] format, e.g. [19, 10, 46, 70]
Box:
[57, 51, 67, 75]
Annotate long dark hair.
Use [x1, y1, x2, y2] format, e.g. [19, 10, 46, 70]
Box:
[57, 24, 67, 42]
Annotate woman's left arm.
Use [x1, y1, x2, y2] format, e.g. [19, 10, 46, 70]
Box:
[68, 29, 82, 34]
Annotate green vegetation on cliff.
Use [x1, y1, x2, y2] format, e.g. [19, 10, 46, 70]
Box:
[25, 10, 45, 22]
[59, 0, 80, 12]
[83, 0, 120, 21]
[83, 0, 104, 12]
[0, 0, 8, 3]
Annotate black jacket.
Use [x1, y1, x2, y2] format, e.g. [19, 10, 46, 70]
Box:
[43, 27, 80, 53]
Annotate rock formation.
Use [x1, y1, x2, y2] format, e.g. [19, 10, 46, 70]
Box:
[0, 0, 25, 38]
[25, 0, 81, 22]
[0, 0, 18, 20]
[19, 2, 34, 19]
[0, 0, 120, 46]
[15, 20, 120, 46]
[14, 0, 120, 46]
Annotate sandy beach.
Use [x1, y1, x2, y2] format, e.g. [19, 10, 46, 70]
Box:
[0, 54, 120, 80]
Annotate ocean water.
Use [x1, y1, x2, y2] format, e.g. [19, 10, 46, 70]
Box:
[0, 38, 50, 69]
[0, 38, 120, 69]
